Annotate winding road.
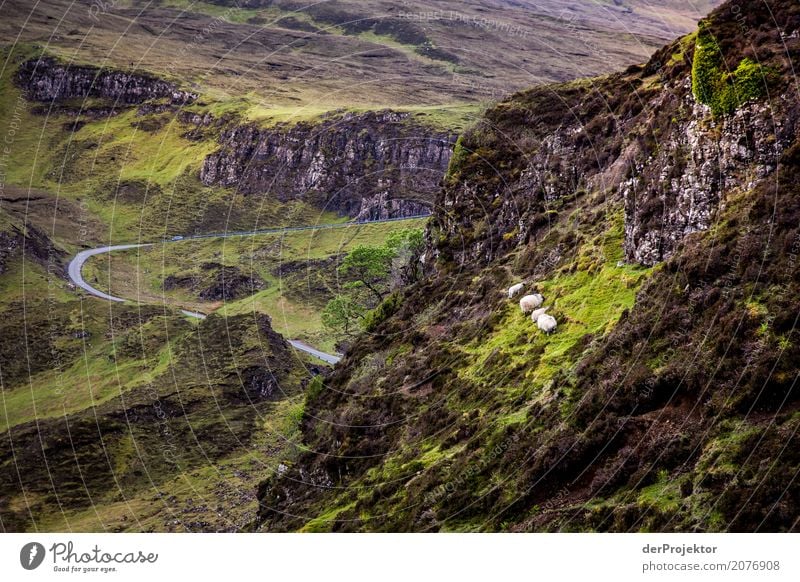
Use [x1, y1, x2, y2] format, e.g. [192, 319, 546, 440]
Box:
[67, 215, 429, 365]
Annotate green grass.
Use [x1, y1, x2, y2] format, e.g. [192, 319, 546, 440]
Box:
[695, 421, 760, 478]
[461, 212, 650, 395]
[158, 0, 280, 23]
[0, 256, 74, 308]
[668, 31, 697, 66]
[300, 501, 358, 533]
[81, 218, 427, 351]
[0, 48, 64, 188]
[32, 392, 308, 532]
[72, 110, 217, 186]
[190, 93, 336, 127]
[192, 92, 481, 131]
[637, 469, 683, 512]
[0, 315, 186, 431]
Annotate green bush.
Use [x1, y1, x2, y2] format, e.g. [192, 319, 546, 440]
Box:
[306, 374, 325, 403]
[691, 24, 769, 116]
[445, 135, 467, 181]
[732, 58, 767, 102]
[363, 292, 402, 332]
[691, 24, 721, 106]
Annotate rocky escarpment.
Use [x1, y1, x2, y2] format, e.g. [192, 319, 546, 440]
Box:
[256, 0, 800, 533]
[427, 2, 798, 267]
[15, 56, 196, 105]
[200, 111, 455, 219]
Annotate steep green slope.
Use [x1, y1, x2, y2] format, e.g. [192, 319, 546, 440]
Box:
[0, 45, 434, 531]
[257, 0, 800, 532]
[0, 297, 318, 531]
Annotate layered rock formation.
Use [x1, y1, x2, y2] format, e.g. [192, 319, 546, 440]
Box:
[200, 110, 455, 218]
[431, 41, 797, 268]
[15, 56, 196, 105]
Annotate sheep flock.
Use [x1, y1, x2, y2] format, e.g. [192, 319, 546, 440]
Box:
[508, 283, 557, 334]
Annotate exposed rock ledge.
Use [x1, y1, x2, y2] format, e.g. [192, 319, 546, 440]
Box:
[15, 57, 196, 105]
[200, 110, 456, 218]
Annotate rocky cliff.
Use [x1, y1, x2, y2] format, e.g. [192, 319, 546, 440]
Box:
[15, 56, 197, 105]
[430, 14, 798, 268]
[256, 0, 800, 532]
[200, 111, 456, 219]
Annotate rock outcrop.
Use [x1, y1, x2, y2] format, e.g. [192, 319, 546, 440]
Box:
[15, 57, 196, 105]
[200, 110, 455, 218]
[427, 3, 799, 267]
[163, 263, 266, 301]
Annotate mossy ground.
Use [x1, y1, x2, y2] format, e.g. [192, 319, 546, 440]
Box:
[691, 21, 773, 116]
[461, 215, 648, 397]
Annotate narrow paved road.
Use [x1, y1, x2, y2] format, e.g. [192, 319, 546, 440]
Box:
[287, 340, 341, 365]
[66, 216, 427, 364]
[68, 244, 153, 302]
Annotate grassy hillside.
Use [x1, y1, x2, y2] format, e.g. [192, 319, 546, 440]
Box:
[1, 0, 719, 114]
[4, 48, 350, 241]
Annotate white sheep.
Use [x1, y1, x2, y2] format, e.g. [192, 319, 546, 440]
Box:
[519, 293, 544, 314]
[508, 283, 525, 299]
[537, 314, 557, 334]
[530, 307, 549, 323]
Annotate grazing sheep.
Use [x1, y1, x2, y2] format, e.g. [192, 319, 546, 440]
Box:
[530, 307, 549, 323]
[537, 314, 557, 334]
[508, 283, 525, 299]
[519, 293, 544, 314]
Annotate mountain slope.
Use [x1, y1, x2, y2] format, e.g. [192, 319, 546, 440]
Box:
[256, 0, 800, 532]
[1, 0, 720, 112]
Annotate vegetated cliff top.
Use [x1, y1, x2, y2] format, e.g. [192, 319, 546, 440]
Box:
[256, 0, 800, 532]
[0, 0, 720, 115]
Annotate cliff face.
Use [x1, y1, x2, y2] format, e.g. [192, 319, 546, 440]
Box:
[15, 57, 197, 105]
[200, 111, 456, 218]
[257, 0, 800, 532]
[431, 29, 798, 268]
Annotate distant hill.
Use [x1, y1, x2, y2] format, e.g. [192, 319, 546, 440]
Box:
[1, 0, 722, 112]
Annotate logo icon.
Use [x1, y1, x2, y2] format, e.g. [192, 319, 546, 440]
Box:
[20, 542, 46, 570]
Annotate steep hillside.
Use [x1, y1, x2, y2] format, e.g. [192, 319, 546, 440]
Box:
[257, 0, 800, 532]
